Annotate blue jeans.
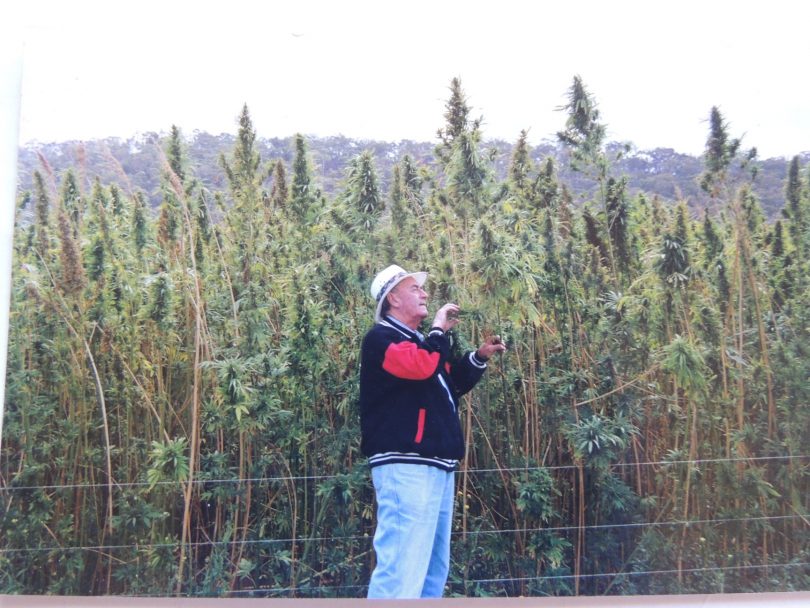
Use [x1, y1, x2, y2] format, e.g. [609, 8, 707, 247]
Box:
[367, 463, 456, 598]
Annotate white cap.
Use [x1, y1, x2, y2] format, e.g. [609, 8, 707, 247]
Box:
[370, 264, 428, 323]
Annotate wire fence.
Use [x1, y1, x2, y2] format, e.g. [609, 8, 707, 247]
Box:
[75, 561, 810, 598]
[0, 514, 810, 555]
[1, 453, 807, 596]
[0, 513, 803, 556]
[468, 561, 810, 586]
[1, 454, 806, 493]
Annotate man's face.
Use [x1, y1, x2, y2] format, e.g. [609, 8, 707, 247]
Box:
[388, 277, 428, 325]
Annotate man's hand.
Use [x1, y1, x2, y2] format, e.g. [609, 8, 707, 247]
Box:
[431, 303, 461, 332]
[477, 335, 507, 360]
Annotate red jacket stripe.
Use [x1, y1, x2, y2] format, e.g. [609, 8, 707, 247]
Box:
[414, 408, 426, 443]
[382, 341, 441, 380]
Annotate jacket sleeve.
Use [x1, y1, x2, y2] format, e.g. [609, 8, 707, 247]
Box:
[371, 329, 450, 381]
[449, 351, 488, 396]
[382, 341, 442, 380]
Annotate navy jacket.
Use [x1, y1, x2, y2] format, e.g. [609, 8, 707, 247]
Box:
[359, 315, 488, 471]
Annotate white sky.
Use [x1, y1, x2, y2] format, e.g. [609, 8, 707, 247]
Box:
[9, 0, 810, 159]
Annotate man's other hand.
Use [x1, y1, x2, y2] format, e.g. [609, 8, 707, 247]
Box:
[476, 335, 507, 360]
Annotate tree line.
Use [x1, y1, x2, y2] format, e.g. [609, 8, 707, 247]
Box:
[1, 77, 808, 597]
[16, 126, 806, 224]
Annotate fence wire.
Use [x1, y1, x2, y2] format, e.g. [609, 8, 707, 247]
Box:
[0, 514, 804, 556]
[1, 452, 806, 596]
[1, 454, 805, 493]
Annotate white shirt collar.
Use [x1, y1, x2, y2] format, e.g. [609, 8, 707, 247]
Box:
[380, 315, 424, 341]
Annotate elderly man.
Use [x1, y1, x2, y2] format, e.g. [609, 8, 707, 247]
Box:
[359, 264, 506, 598]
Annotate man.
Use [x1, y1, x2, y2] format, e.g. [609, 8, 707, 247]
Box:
[359, 264, 506, 598]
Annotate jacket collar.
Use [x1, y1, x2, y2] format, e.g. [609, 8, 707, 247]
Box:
[380, 315, 424, 341]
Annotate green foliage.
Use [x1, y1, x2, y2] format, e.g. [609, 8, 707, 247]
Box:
[515, 467, 559, 523]
[289, 133, 319, 223]
[436, 77, 477, 165]
[343, 150, 383, 232]
[557, 75, 607, 171]
[656, 233, 690, 287]
[700, 106, 741, 197]
[661, 335, 707, 395]
[147, 438, 190, 488]
[269, 159, 289, 210]
[2, 77, 808, 599]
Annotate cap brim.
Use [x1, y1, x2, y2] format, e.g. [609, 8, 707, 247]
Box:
[374, 271, 427, 323]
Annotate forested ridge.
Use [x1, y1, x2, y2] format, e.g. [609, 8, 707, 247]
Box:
[17, 121, 809, 223]
[2, 77, 809, 597]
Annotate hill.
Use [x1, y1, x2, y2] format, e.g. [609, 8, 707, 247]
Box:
[16, 133, 807, 220]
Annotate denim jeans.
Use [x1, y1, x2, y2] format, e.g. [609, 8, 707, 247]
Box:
[367, 463, 456, 598]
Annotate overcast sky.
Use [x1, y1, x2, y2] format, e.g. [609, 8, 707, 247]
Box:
[10, 0, 810, 159]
